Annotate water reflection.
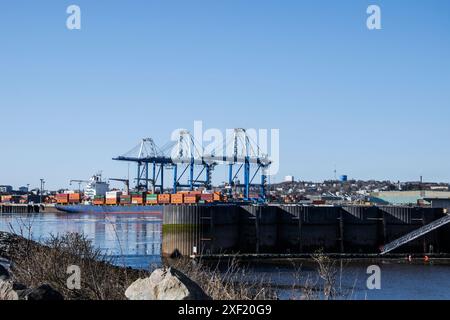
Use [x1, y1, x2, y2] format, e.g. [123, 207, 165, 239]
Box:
[0, 213, 162, 269]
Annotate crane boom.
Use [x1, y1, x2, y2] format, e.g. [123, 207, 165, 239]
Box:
[109, 178, 130, 194]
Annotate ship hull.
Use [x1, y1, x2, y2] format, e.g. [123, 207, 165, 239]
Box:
[55, 204, 164, 215]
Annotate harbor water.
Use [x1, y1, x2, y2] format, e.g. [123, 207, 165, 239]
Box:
[0, 212, 449, 300]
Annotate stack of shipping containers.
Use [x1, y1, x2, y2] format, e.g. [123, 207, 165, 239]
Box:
[171, 193, 184, 204]
[120, 194, 131, 205]
[85, 189, 225, 206]
[146, 193, 158, 204]
[56, 194, 69, 204]
[106, 191, 122, 205]
[93, 195, 105, 205]
[68, 193, 81, 204]
[158, 194, 171, 204]
[131, 192, 144, 205]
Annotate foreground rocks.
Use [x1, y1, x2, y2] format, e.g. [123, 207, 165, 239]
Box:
[2, 231, 210, 300]
[0, 233, 64, 301]
[0, 262, 63, 301]
[125, 267, 210, 300]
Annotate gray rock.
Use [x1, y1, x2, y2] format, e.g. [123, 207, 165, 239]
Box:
[0, 264, 10, 281]
[0, 280, 25, 300]
[0, 267, 63, 301]
[21, 284, 64, 301]
[125, 267, 210, 300]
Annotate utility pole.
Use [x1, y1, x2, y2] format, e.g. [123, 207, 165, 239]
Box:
[40, 179, 45, 204]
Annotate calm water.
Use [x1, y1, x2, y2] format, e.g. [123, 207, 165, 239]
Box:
[1, 212, 449, 300]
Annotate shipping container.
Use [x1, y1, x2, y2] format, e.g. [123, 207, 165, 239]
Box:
[213, 192, 222, 202]
[56, 194, 69, 204]
[200, 193, 214, 202]
[119, 195, 131, 205]
[146, 193, 158, 204]
[158, 194, 171, 204]
[1, 195, 12, 203]
[106, 191, 122, 199]
[93, 199, 105, 205]
[184, 194, 199, 204]
[131, 198, 144, 204]
[171, 194, 183, 204]
[68, 193, 81, 203]
[106, 198, 118, 205]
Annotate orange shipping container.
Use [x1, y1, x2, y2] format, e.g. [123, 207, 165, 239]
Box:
[69, 194, 81, 203]
[171, 194, 184, 204]
[184, 195, 199, 204]
[132, 198, 144, 205]
[1, 195, 12, 203]
[146, 198, 159, 204]
[56, 194, 69, 203]
[158, 194, 171, 204]
[106, 198, 118, 205]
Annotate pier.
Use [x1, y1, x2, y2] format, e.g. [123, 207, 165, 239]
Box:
[162, 204, 450, 257]
[0, 204, 59, 214]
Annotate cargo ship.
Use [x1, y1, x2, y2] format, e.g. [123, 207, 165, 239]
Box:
[55, 204, 164, 215]
[55, 190, 225, 215]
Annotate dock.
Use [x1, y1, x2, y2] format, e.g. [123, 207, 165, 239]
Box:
[0, 204, 61, 214]
[161, 204, 450, 257]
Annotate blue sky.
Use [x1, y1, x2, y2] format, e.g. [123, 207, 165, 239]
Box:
[1, 0, 450, 190]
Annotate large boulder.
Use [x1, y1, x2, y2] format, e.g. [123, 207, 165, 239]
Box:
[0, 262, 18, 300]
[0, 281, 63, 301]
[125, 267, 210, 300]
[21, 284, 64, 301]
[0, 263, 63, 301]
[0, 279, 27, 300]
[0, 264, 10, 281]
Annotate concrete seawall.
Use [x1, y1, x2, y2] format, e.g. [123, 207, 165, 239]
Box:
[162, 204, 449, 257]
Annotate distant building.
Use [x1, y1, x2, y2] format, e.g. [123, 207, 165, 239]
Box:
[0, 185, 13, 193]
[429, 185, 449, 191]
[284, 176, 295, 183]
[19, 186, 29, 193]
[424, 198, 450, 209]
[370, 191, 450, 205]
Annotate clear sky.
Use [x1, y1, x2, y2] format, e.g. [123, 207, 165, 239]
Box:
[1, 0, 450, 190]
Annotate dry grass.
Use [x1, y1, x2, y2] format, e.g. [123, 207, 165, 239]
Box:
[1, 224, 354, 301]
[169, 257, 277, 300]
[1, 231, 146, 300]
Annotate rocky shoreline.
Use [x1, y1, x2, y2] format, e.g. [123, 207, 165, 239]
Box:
[0, 231, 213, 301]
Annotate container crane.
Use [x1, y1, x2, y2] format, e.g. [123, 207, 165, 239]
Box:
[109, 178, 130, 195]
[69, 179, 89, 193]
[113, 128, 272, 202]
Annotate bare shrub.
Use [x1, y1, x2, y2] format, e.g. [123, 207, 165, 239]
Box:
[169, 257, 277, 300]
[312, 251, 338, 300]
[3, 232, 146, 300]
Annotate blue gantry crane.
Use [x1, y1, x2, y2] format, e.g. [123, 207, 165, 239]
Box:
[113, 128, 271, 201]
